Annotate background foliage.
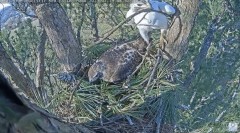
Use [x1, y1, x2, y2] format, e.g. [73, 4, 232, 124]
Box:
[0, 0, 239, 132]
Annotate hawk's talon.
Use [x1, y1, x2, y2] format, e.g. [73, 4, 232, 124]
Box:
[58, 72, 76, 83]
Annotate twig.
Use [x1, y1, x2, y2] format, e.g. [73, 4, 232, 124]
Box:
[126, 115, 134, 125]
[124, 41, 152, 87]
[135, 11, 149, 26]
[144, 48, 162, 93]
[224, 0, 240, 16]
[215, 110, 226, 122]
[91, 8, 170, 46]
[20, 11, 38, 18]
[190, 91, 197, 105]
[155, 97, 165, 133]
[68, 80, 81, 107]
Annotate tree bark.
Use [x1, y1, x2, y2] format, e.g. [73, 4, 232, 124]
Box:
[165, 0, 201, 60]
[89, 0, 99, 41]
[0, 42, 37, 99]
[35, 29, 48, 104]
[32, 3, 82, 72]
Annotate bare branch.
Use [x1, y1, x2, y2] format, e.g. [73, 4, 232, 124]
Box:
[89, 0, 99, 41]
[76, 2, 86, 46]
[144, 48, 162, 93]
[93, 8, 170, 46]
[183, 17, 221, 89]
[123, 39, 152, 87]
[36, 29, 48, 104]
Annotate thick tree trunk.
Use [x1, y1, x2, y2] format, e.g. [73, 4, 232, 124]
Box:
[165, 0, 201, 60]
[32, 3, 82, 72]
[154, 1, 201, 131]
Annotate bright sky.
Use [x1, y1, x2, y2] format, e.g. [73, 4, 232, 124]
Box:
[0, 3, 11, 11]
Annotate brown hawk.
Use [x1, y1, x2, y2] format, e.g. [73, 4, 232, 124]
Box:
[88, 38, 148, 83]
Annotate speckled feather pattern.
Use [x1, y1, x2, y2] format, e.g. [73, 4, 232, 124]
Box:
[88, 38, 147, 83]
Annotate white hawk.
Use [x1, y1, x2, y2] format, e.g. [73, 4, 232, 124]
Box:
[126, 0, 175, 48]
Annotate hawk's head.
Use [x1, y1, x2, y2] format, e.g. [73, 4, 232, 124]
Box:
[130, 0, 150, 11]
[88, 61, 105, 83]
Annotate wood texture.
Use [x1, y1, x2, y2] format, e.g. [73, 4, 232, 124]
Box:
[0, 43, 36, 99]
[165, 0, 201, 60]
[33, 3, 82, 72]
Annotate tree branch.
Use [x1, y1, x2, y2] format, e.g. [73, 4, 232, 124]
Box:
[36, 28, 48, 104]
[144, 48, 162, 93]
[183, 17, 221, 89]
[89, 0, 99, 41]
[93, 8, 170, 46]
[3, 32, 29, 77]
[76, 2, 86, 46]
[0, 42, 37, 100]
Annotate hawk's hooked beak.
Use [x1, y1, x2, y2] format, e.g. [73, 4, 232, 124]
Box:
[134, 2, 151, 10]
[89, 72, 103, 83]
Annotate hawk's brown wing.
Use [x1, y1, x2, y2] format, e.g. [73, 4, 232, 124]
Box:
[110, 49, 142, 83]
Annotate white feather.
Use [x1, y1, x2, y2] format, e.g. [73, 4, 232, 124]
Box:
[126, 1, 170, 43]
[148, 0, 176, 15]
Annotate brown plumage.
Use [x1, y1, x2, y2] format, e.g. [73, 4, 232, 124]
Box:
[88, 38, 148, 83]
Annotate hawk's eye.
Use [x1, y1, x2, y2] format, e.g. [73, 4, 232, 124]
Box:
[137, 4, 143, 6]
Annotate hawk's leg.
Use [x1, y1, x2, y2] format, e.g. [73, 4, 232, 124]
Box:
[159, 29, 167, 50]
[58, 72, 76, 83]
[138, 26, 150, 44]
